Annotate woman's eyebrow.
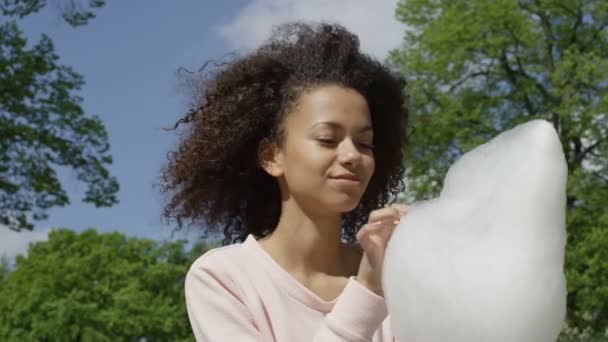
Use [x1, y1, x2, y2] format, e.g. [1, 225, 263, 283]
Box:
[311, 121, 373, 133]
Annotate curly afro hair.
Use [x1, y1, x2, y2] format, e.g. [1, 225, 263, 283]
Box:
[161, 22, 409, 246]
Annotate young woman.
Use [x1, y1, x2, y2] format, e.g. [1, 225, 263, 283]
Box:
[162, 22, 410, 341]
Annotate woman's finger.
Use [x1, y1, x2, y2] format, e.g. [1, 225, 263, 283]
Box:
[357, 221, 396, 248]
[357, 221, 385, 241]
[359, 225, 396, 269]
[391, 203, 410, 215]
[368, 207, 401, 224]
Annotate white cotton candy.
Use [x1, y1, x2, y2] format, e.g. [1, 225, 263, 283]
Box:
[384, 119, 568, 342]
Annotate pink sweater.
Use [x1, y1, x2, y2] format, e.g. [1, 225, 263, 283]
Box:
[185, 234, 396, 341]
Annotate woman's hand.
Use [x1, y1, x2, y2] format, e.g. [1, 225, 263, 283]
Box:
[355, 203, 409, 296]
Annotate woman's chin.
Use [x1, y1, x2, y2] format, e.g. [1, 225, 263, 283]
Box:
[326, 197, 362, 214]
[303, 191, 364, 215]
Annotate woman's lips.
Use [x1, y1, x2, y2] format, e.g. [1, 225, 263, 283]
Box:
[330, 176, 361, 186]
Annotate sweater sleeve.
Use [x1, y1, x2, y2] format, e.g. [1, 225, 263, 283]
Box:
[313, 276, 389, 341]
[185, 261, 389, 342]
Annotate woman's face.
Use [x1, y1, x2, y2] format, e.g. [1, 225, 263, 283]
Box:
[265, 84, 375, 215]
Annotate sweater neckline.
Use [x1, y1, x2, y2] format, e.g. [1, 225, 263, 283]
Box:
[243, 234, 338, 312]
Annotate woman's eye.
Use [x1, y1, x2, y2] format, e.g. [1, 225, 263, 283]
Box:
[317, 138, 374, 150]
[358, 143, 375, 150]
[317, 138, 337, 146]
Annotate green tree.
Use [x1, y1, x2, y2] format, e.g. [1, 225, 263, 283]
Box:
[0, 0, 118, 232]
[390, 0, 608, 337]
[0, 254, 8, 282]
[0, 228, 211, 341]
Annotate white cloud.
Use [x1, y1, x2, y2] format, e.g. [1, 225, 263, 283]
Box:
[0, 227, 51, 259]
[216, 0, 405, 60]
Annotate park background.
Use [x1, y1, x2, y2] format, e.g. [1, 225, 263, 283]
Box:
[1, 0, 606, 340]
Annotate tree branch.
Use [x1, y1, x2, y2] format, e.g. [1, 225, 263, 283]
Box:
[568, 7, 582, 46]
[592, 171, 608, 183]
[499, 49, 536, 115]
[571, 136, 608, 166]
[534, 5, 556, 72]
[448, 70, 492, 93]
[513, 54, 559, 103]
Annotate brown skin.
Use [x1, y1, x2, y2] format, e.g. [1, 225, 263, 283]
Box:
[258, 84, 409, 298]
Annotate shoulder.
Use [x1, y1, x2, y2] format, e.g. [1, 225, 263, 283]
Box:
[188, 242, 245, 278]
[186, 241, 250, 292]
[184, 240, 261, 333]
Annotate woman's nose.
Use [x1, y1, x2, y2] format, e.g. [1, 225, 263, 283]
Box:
[337, 139, 362, 165]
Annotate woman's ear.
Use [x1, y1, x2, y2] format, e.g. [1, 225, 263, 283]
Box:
[258, 138, 284, 177]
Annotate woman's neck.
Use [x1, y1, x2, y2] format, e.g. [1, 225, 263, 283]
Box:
[257, 200, 353, 278]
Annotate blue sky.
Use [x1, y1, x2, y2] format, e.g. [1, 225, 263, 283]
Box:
[1, 0, 404, 258]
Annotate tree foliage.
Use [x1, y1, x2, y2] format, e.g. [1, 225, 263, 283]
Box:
[391, 0, 608, 337]
[1, 0, 106, 26]
[0, 228, 214, 341]
[0, 254, 8, 282]
[0, 0, 118, 231]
